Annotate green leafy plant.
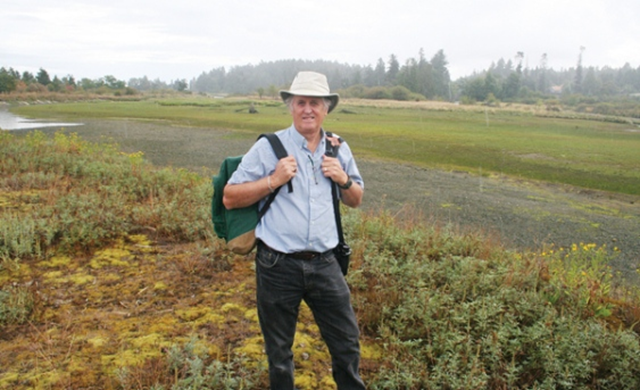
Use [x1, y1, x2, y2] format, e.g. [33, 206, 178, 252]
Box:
[347, 208, 640, 389]
[0, 286, 34, 326]
[0, 131, 212, 261]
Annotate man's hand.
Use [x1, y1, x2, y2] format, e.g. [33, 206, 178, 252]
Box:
[272, 156, 298, 188]
[320, 155, 348, 186]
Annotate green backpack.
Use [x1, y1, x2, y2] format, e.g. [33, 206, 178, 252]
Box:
[211, 133, 291, 254]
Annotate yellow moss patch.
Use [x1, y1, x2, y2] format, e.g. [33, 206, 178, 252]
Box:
[67, 357, 92, 376]
[199, 312, 226, 326]
[87, 335, 109, 348]
[69, 272, 95, 286]
[361, 343, 384, 360]
[234, 335, 267, 369]
[90, 246, 133, 269]
[130, 333, 169, 349]
[295, 370, 318, 390]
[176, 306, 210, 322]
[235, 335, 264, 356]
[319, 375, 337, 389]
[42, 270, 64, 282]
[39, 255, 72, 268]
[221, 302, 245, 313]
[126, 234, 153, 249]
[41, 269, 94, 286]
[244, 307, 259, 322]
[293, 332, 331, 371]
[207, 343, 223, 359]
[175, 306, 226, 327]
[1, 369, 66, 390]
[102, 333, 169, 371]
[102, 272, 122, 283]
[146, 314, 179, 334]
[0, 372, 21, 389]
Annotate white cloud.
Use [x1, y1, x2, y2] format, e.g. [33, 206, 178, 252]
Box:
[2, 0, 638, 81]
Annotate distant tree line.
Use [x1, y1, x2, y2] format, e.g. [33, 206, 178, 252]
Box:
[3, 47, 640, 110]
[189, 48, 640, 107]
[458, 50, 640, 104]
[128, 76, 188, 92]
[0, 67, 136, 95]
[189, 49, 452, 101]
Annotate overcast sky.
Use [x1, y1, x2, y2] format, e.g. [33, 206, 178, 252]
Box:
[3, 0, 639, 83]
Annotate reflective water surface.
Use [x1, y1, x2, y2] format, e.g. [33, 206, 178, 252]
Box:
[0, 107, 83, 130]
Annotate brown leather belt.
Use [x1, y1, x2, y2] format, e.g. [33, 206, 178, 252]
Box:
[288, 251, 323, 260]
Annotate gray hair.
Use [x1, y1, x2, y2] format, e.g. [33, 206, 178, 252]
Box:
[285, 96, 332, 111]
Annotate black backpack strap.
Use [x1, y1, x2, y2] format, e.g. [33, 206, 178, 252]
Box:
[258, 133, 293, 193]
[324, 131, 342, 158]
[326, 132, 351, 275]
[257, 133, 292, 219]
[260, 133, 288, 160]
[325, 132, 344, 242]
[330, 178, 345, 244]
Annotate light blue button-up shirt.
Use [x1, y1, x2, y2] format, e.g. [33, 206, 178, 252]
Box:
[227, 125, 364, 253]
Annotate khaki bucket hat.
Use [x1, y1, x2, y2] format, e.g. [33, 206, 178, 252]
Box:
[280, 71, 339, 113]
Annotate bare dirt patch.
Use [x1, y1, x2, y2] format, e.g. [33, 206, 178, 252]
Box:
[17, 119, 640, 283]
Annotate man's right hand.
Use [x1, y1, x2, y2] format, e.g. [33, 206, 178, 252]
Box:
[272, 156, 297, 188]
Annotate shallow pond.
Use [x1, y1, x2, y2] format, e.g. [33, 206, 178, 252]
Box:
[0, 107, 83, 130]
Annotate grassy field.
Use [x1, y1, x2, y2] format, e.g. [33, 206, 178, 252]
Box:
[12, 96, 640, 196]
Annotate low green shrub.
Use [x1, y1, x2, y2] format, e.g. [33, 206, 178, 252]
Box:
[0, 131, 212, 259]
[0, 285, 34, 326]
[114, 337, 265, 390]
[347, 209, 640, 389]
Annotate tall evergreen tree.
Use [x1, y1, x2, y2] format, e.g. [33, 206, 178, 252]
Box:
[0, 67, 17, 93]
[574, 46, 585, 93]
[373, 58, 386, 86]
[430, 50, 451, 99]
[387, 54, 400, 85]
[36, 68, 51, 85]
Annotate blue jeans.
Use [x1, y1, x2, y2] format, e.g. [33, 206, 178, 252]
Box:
[255, 244, 366, 390]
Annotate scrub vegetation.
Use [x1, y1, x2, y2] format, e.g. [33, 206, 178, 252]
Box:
[2, 117, 640, 388]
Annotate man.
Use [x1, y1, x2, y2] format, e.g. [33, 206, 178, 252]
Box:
[223, 71, 366, 389]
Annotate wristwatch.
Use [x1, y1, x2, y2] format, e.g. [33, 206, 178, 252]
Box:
[338, 177, 353, 190]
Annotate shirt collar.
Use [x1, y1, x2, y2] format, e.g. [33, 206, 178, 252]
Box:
[286, 124, 326, 152]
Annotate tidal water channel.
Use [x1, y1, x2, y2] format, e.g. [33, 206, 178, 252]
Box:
[0, 107, 82, 131]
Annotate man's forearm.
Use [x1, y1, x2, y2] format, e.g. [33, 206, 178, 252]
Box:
[340, 182, 363, 208]
[223, 177, 272, 209]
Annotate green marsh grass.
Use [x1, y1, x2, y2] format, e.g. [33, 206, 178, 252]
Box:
[13, 98, 640, 195]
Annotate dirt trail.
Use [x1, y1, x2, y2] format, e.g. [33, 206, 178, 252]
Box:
[16, 119, 640, 283]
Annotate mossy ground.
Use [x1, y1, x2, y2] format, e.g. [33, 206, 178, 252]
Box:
[0, 233, 382, 389]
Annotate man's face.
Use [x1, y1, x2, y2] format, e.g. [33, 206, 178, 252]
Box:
[290, 96, 328, 134]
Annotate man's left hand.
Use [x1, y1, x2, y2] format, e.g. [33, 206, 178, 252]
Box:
[321, 155, 349, 186]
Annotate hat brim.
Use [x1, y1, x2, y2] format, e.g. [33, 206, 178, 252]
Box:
[280, 91, 339, 113]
